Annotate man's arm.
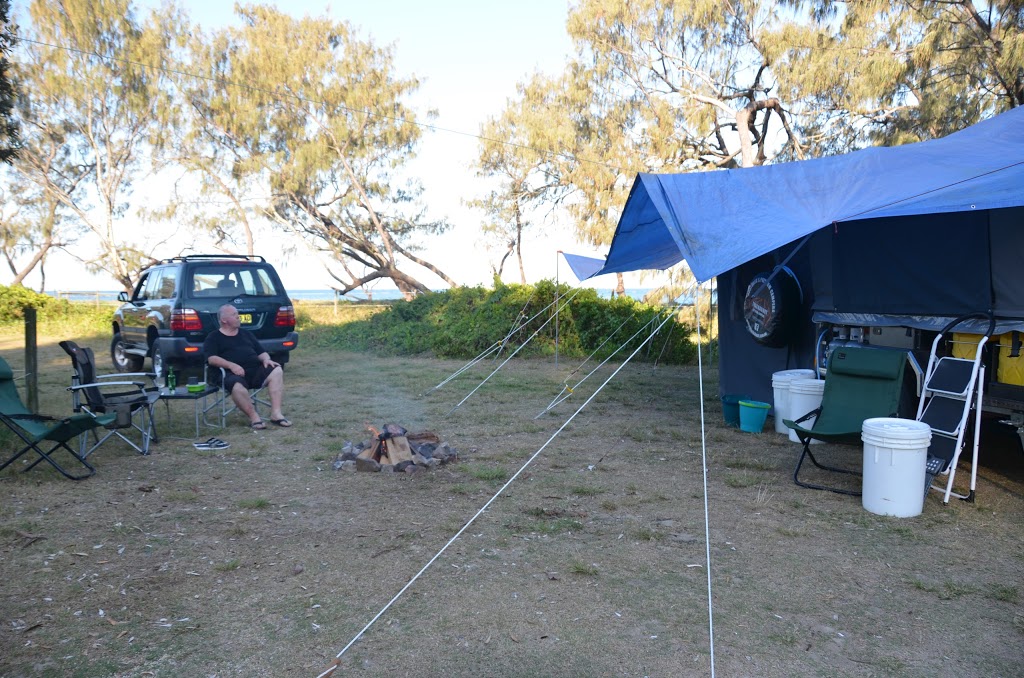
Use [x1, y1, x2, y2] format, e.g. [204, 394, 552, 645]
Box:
[208, 353, 246, 376]
[256, 352, 279, 370]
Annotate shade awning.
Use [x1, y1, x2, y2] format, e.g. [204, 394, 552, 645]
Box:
[593, 107, 1024, 282]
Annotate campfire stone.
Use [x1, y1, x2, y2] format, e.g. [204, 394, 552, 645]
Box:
[355, 457, 381, 473]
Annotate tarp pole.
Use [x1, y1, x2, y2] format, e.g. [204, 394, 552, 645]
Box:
[555, 250, 560, 368]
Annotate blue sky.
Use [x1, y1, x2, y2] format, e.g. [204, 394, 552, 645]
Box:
[22, 0, 597, 291]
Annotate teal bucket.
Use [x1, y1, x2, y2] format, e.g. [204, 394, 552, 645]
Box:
[738, 400, 772, 433]
[721, 395, 750, 428]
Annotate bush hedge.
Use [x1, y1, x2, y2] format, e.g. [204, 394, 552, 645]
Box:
[0, 285, 115, 335]
[305, 280, 701, 365]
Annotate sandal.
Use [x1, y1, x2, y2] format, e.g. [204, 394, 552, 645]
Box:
[250, 420, 267, 430]
[270, 418, 292, 428]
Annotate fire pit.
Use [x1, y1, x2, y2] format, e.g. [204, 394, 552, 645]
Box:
[334, 424, 458, 473]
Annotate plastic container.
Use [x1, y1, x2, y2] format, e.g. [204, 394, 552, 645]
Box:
[861, 418, 932, 517]
[787, 378, 826, 444]
[771, 369, 816, 433]
[721, 395, 750, 428]
[738, 400, 771, 433]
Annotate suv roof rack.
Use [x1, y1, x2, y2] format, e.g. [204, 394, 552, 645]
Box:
[154, 254, 266, 265]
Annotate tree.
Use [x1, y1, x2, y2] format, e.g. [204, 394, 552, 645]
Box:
[475, 0, 1023, 287]
[0, 150, 81, 288]
[768, 0, 1024, 151]
[14, 0, 186, 291]
[184, 6, 454, 299]
[0, 0, 18, 164]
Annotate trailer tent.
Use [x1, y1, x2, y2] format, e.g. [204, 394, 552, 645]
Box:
[589, 107, 1024, 408]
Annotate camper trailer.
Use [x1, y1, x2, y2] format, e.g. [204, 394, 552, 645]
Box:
[722, 205, 1024, 426]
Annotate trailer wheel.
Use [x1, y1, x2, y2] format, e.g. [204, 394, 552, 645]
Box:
[743, 268, 802, 347]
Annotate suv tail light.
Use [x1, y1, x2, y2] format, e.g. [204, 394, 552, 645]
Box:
[171, 308, 203, 331]
[274, 305, 296, 328]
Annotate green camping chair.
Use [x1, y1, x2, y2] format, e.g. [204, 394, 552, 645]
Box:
[0, 356, 115, 480]
[784, 346, 908, 496]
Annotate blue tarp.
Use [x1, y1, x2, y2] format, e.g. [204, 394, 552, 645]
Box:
[593, 107, 1024, 282]
[560, 253, 606, 281]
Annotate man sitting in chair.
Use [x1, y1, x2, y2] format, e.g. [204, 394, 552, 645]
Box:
[203, 304, 291, 430]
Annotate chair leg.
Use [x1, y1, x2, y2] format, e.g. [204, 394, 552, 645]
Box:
[793, 439, 862, 497]
[4, 441, 95, 480]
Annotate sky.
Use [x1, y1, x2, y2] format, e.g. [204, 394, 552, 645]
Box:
[15, 0, 636, 293]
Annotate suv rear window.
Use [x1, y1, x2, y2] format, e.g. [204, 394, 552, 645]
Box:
[187, 265, 281, 298]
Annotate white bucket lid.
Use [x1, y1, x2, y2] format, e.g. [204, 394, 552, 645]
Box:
[861, 417, 932, 446]
[789, 377, 825, 395]
[772, 368, 815, 387]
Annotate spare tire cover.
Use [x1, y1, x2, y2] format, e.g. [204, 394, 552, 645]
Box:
[743, 269, 801, 347]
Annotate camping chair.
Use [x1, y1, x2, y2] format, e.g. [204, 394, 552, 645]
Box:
[0, 356, 114, 480]
[202, 365, 271, 428]
[784, 346, 908, 496]
[59, 340, 160, 456]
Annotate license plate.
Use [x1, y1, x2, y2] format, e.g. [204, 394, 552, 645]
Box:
[239, 313, 252, 325]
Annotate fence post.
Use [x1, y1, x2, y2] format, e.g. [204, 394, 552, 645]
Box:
[24, 307, 39, 413]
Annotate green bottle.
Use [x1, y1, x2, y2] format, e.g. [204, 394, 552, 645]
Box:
[167, 367, 176, 392]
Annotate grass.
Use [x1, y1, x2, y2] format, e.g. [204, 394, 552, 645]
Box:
[985, 584, 1019, 603]
[0, 329, 1020, 678]
[723, 473, 760, 488]
[569, 560, 599, 576]
[469, 465, 508, 483]
[570, 485, 604, 496]
[635, 527, 664, 541]
[165, 490, 199, 502]
[237, 497, 271, 510]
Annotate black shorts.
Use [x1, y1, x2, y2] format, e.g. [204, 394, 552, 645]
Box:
[222, 364, 276, 393]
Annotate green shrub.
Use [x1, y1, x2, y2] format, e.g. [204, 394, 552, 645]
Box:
[0, 285, 70, 322]
[303, 280, 700, 365]
[0, 285, 114, 335]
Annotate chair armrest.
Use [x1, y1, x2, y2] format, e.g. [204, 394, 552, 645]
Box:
[68, 380, 148, 391]
[793, 407, 821, 425]
[99, 372, 157, 380]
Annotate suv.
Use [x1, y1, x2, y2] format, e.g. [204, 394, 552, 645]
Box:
[112, 254, 299, 376]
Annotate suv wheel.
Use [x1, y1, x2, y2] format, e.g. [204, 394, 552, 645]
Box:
[111, 333, 144, 372]
[150, 341, 166, 380]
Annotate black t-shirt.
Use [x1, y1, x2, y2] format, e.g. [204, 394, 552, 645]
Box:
[203, 329, 263, 371]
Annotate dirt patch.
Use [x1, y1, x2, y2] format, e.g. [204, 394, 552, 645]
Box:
[1, 336, 1022, 677]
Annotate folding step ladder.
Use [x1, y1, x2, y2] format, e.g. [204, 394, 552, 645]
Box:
[916, 313, 994, 504]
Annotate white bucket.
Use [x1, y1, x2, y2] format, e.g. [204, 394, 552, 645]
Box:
[787, 378, 826, 444]
[861, 418, 932, 517]
[771, 369, 816, 434]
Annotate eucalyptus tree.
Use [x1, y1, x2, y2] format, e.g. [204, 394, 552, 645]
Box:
[0, 148, 79, 288]
[769, 0, 1024, 152]
[0, 0, 18, 164]
[475, 0, 1022, 286]
[14, 0, 186, 291]
[185, 5, 454, 298]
